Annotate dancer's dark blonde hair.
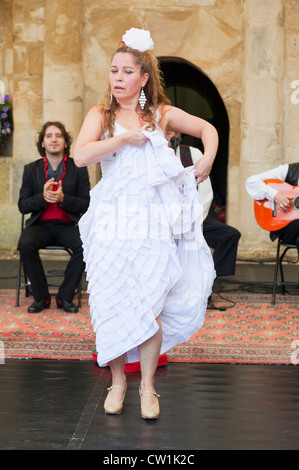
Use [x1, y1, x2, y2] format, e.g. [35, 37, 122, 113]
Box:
[98, 45, 171, 139]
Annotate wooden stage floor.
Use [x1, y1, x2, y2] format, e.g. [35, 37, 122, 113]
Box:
[0, 259, 298, 451]
[0, 360, 299, 451]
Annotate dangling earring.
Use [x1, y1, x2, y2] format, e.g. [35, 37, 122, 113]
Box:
[139, 88, 147, 110]
[110, 91, 113, 107]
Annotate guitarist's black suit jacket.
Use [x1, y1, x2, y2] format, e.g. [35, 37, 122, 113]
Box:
[18, 156, 90, 227]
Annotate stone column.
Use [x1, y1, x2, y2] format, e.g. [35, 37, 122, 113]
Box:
[6, 1, 45, 250]
[43, 0, 83, 144]
[284, 0, 299, 163]
[239, 0, 284, 258]
[11, 0, 44, 171]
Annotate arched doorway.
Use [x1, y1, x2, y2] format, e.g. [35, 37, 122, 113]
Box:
[158, 57, 229, 207]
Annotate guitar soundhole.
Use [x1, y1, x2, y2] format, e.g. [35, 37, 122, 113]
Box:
[292, 195, 299, 210]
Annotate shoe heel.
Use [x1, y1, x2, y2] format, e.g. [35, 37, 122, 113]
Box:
[139, 388, 160, 420]
[104, 384, 127, 415]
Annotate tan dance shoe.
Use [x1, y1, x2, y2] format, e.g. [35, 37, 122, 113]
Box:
[139, 388, 160, 420]
[104, 384, 127, 415]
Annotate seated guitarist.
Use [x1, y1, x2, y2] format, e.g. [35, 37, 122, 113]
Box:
[246, 163, 299, 256]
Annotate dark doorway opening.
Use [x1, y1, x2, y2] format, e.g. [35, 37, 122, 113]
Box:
[159, 56, 229, 206]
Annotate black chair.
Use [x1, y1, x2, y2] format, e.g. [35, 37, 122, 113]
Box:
[15, 214, 82, 308]
[272, 236, 298, 305]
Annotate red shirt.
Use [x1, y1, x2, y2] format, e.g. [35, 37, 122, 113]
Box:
[39, 155, 73, 222]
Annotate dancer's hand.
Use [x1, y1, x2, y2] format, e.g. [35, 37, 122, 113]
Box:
[194, 156, 213, 184]
[125, 128, 148, 147]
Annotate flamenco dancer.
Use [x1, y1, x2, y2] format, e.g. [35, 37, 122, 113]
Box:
[74, 28, 218, 420]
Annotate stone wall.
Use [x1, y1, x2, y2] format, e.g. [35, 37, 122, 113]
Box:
[0, 0, 298, 260]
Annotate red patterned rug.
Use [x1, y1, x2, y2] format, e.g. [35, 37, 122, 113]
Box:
[0, 289, 298, 365]
[0, 289, 95, 360]
[167, 293, 299, 365]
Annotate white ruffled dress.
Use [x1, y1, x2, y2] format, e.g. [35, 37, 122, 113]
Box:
[79, 121, 216, 367]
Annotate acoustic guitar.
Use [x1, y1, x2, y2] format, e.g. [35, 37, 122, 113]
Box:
[254, 179, 299, 231]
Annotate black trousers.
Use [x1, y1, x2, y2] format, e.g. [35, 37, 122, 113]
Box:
[203, 216, 241, 276]
[18, 221, 85, 302]
[271, 219, 299, 256]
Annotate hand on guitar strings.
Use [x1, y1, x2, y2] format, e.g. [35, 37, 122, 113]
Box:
[274, 191, 293, 212]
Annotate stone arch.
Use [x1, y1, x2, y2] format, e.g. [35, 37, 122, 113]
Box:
[159, 56, 229, 206]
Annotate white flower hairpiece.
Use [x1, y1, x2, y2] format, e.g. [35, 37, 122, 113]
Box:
[121, 28, 154, 52]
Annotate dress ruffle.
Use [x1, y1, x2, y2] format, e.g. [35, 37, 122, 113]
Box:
[79, 124, 215, 367]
